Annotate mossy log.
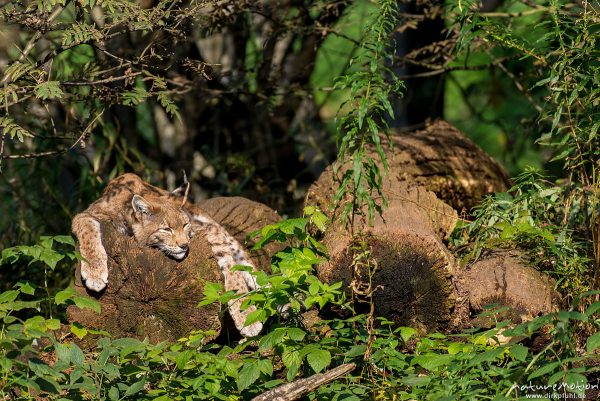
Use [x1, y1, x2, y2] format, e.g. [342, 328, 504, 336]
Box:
[67, 197, 282, 343]
[454, 250, 559, 329]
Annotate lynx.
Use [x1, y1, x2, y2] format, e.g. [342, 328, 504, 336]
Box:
[72, 173, 262, 337]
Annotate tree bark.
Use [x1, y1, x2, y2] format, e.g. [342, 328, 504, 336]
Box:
[67, 197, 282, 343]
[307, 120, 510, 215]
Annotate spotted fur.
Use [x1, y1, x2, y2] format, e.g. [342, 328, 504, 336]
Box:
[72, 173, 262, 337]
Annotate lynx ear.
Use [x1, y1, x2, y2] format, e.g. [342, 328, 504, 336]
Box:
[132, 195, 152, 216]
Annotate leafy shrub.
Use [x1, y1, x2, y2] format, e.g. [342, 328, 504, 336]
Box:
[2, 218, 600, 400]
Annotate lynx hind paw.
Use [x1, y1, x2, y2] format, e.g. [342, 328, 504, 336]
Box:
[229, 299, 263, 338]
[80, 261, 108, 292]
[240, 320, 263, 338]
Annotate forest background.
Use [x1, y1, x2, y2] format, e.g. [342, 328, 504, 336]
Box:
[0, 0, 599, 400]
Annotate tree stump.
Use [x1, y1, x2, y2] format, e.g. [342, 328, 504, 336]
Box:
[67, 197, 282, 343]
[454, 250, 559, 329]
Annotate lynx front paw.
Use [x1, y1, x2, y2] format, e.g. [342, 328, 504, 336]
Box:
[80, 261, 108, 292]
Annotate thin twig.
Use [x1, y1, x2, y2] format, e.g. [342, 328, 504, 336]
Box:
[396, 63, 493, 79]
[1, 150, 64, 159]
[0, 132, 5, 173]
[69, 108, 105, 150]
[61, 72, 143, 86]
[479, 3, 577, 18]
[490, 53, 543, 113]
[1, 4, 65, 86]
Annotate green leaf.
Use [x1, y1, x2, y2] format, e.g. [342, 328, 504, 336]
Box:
[528, 361, 561, 380]
[52, 235, 75, 246]
[46, 318, 61, 330]
[259, 328, 286, 350]
[346, 344, 367, 358]
[108, 386, 119, 401]
[237, 363, 260, 391]
[447, 342, 463, 355]
[586, 301, 600, 317]
[306, 349, 331, 373]
[244, 308, 265, 326]
[564, 372, 587, 395]
[0, 357, 13, 372]
[0, 290, 19, 304]
[0, 117, 33, 142]
[70, 343, 85, 367]
[124, 379, 145, 397]
[257, 359, 273, 376]
[287, 327, 306, 342]
[38, 248, 64, 269]
[586, 332, 600, 353]
[34, 81, 64, 100]
[55, 344, 71, 364]
[112, 337, 143, 348]
[122, 87, 149, 106]
[510, 344, 528, 362]
[72, 295, 101, 313]
[413, 354, 454, 371]
[282, 348, 301, 381]
[396, 326, 417, 342]
[15, 281, 35, 295]
[468, 348, 505, 367]
[70, 322, 88, 339]
[54, 287, 77, 305]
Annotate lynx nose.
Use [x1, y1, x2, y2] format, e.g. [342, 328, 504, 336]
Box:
[179, 243, 189, 252]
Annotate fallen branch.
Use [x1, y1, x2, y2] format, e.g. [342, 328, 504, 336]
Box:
[251, 363, 356, 401]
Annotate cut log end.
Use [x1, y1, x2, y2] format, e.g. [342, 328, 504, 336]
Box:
[454, 250, 559, 329]
[320, 230, 456, 333]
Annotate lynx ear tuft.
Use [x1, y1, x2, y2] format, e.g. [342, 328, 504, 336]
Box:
[132, 195, 152, 216]
[171, 170, 191, 207]
[180, 179, 190, 207]
[171, 170, 189, 197]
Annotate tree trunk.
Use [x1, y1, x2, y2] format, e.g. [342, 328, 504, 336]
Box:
[67, 197, 282, 344]
[307, 120, 510, 215]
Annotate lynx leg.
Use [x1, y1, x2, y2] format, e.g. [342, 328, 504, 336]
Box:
[191, 213, 263, 337]
[72, 214, 109, 292]
[225, 273, 263, 337]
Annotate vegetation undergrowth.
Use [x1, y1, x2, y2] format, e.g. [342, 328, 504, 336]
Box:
[449, 0, 599, 299]
[3, 220, 600, 400]
[1, 0, 599, 400]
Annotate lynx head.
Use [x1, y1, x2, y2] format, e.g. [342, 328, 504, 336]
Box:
[130, 194, 193, 260]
